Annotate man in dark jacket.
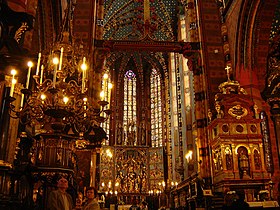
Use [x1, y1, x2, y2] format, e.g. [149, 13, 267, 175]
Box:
[48, 177, 74, 210]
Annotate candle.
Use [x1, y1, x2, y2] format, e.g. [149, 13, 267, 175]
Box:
[40, 65, 44, 84]
[100, 91, 104, 101]
[20, 94, 24, 108]
[26, 61, 33, 89]
[10, 69, 16, 97]
[10, 79, 17, 97]
[58, 47, 64, 71]
[81, 57, 87, 93]
[35, 52, 41, 76]
[104, 73, 108, 102]
[53, 58, 59, 88]
[108, 82, 112, 108]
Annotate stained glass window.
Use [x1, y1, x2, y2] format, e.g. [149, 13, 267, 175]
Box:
[150, 69, 163, 147]
[101, 72, 113, 145]
[123, 70, 137, 146]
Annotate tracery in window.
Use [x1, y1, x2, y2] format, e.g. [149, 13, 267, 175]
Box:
[123, 70, 137, 146]
[150, 69, 163, 147]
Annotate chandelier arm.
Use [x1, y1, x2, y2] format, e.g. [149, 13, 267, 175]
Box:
[67, 80, 81, 95]
[35, 78, 53, 92]
[25, 97, 44, 110]
[8, 107, 20, 119]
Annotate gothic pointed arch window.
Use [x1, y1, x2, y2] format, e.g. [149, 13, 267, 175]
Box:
[123, 70, 137, 146]
[150, 68, 163, 147]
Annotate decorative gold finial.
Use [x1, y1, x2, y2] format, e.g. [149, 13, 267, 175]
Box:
[217, 65, 247, 95]
[253, 104, 259, 119]
[225, 65, 231, 81]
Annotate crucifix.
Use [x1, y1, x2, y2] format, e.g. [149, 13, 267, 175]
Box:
[225, 65, 231, 81]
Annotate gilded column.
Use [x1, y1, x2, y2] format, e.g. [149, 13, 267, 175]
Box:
[249, 144, 254, 173]
[231, 144, 238, 177]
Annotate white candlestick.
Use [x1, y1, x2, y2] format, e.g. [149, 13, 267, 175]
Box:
[53, 64, 57, 88]
[81, 57, 86, 93]
[58, 47, 64, 71]
[36, 53, 41, 76]
[10, 70, 16, 97]
[40, 65, 44, 84]
[20, 94, 24, 108]
[53, 57, 59, 88]
[10, 79, 16, 97]
[26, 66, 32, 89]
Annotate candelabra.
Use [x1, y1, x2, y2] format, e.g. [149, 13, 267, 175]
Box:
[7, 31, 111, 147]
[148, 180, 166, 197]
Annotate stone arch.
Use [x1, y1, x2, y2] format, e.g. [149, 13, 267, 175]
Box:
[235, 0, 278, 91]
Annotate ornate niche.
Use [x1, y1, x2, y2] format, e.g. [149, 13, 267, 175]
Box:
[208, 79, 270, 193]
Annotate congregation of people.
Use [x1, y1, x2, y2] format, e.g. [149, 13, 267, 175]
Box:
[47, 177, 100, 210]
[47, 177, 148, 210]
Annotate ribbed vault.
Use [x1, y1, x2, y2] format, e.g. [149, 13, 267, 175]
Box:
[103, 0, 178, 76]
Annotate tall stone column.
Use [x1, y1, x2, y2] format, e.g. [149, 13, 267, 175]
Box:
[182, 0, 212, 185]
[91, 0, 106, 109]
[183, 51, 211, 184]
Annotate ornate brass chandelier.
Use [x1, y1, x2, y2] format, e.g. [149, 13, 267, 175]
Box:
[8, 31, 111, 139]
[6, 1, 111, 151]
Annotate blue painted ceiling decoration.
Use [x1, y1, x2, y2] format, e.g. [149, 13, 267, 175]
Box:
[103, 0, 178, 76]
[103, 0, 178, 41]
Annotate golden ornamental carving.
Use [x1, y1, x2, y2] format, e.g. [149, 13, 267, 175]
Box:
[272, 83, 280, 95]
[15, 22, 29, 43]
[267, 97, 280, 104]
[218, 80, 247, 95]
[228, 104, 248, 119]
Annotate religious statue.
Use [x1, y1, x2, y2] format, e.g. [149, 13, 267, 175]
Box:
[117, 122, 123, 145]
[140, 121, 146, 145]
[127, 121, 136, 145]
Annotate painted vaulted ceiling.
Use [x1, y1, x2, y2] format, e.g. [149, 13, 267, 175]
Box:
[103, 0, 178, 41]
[102, 0, 179, 77]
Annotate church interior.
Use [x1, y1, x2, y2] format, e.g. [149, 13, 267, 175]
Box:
[0, 0, 280, 209]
